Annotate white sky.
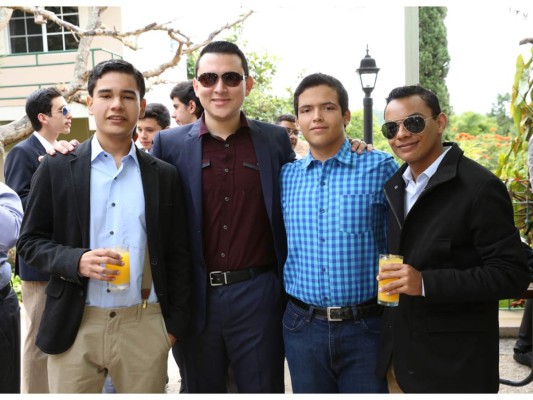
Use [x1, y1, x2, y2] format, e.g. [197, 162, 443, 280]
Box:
[110, 1, 532, 116]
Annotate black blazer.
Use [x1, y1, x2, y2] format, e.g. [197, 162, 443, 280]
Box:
[151, 117, 295, 334]
[17, 138, 192, 354]
[4, 134, 49, 281]
[376, 143, 530, 393]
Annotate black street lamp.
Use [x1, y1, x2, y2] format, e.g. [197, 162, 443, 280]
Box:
[356, 46, 380, 144]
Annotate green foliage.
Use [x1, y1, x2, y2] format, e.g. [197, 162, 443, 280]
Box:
[448, 112, 498, 136]
[7, 248, 21, 302]
[495, 45, 533, 243]
[488, 93, 515, 136]
[419, 7, 451, 115]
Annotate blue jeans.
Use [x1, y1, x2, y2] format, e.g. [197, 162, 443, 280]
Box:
[283, 300, 387, 393]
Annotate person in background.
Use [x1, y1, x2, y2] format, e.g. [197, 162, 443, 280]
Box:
[280, 73, 397, 393]
[169, 80, 204, 126]
[0, 182, 24, 393]
[275, 114, 308, 159]
[16, 58, 192, 393]
[376, 84, 530, 393]
[4, 86, 72, 394]
[136, 102, 171, 151]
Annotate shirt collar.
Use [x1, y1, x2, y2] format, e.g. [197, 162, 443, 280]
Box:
[300, 138, 352, 170]
[32, 131, 57, 152]
[402, 145, 452, 185]
[90, 135, 140, 167]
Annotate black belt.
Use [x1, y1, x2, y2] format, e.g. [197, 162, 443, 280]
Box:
[289, 296, 383, 322]
[208, 265, 273, 287]
[0, 283, 12, 300]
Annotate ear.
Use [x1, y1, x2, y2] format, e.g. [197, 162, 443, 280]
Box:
[343, 110, 351, 128]
[188, 100, 197, 114]
[244, 76, 254, 96]
[86, 95, 94, 116]
[435, 112, 447, 137]
[192, 78, 199, 96]
[37, 113, 48, 125]
[139, 98, 147, 119]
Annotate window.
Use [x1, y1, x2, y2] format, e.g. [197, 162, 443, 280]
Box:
[8, 7, 80, 54]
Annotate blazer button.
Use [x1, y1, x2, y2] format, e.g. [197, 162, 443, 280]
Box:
[109, 311, 116, 318]
[79, 290, 84, 297]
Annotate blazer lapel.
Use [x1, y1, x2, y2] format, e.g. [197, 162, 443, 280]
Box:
[185, 125, 203, 228]
[138, 150, 158, 249]
[69, 140, 92, 247]
[249, 123, 274, 223]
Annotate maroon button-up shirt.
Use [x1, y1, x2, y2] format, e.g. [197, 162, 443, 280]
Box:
[199, 114, 276, 272]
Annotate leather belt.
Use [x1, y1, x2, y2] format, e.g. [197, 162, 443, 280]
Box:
[0, 283, 12, 300]
[209, 264, 273, 287]
[289, 296, 383, 322]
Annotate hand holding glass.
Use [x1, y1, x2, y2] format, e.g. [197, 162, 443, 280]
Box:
[378, 254, 403, 306]
[106, 246, 130, 292]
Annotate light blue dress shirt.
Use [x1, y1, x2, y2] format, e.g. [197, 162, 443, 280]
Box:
[86, 136, 156, 308]
[281, 139, 399, 307]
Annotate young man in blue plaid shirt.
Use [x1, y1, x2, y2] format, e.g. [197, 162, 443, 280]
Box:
[280, 73, 398, 393]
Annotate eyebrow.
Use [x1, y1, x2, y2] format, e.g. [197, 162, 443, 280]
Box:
[96, 88, 138, 96]
[299, 101, 338, 110]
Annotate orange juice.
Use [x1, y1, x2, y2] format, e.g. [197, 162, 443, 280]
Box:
[106, 247, 130, 291]
[378, 254, 403, 306]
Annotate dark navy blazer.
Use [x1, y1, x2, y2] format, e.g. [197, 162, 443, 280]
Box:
[151, 117, 295, 333]
[5, 134, 49, 281]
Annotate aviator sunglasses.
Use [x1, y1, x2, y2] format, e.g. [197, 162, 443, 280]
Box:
[381, 115, 435, 139]
[197, 72, 246, 88]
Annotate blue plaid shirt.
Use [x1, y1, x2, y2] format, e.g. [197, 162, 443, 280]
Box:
[281, 139, 398, 307]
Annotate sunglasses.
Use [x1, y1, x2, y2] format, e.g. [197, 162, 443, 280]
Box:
[60, 105, 71, 116]
[197, 72, 246, 88]
[381, 115, 435, 139]
[286, 128, 299, 136]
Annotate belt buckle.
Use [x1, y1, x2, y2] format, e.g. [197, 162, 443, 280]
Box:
[326, 306, 343, 322]
[209, 271, 227, 286]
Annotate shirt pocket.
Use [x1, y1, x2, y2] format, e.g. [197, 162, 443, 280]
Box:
[339, 192, 374, 235]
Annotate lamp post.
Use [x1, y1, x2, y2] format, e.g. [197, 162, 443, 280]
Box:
[356, 46, 380, 144]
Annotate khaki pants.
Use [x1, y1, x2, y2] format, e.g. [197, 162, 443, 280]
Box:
[21, 280, 49, 393]
[47, 303, 171, 393]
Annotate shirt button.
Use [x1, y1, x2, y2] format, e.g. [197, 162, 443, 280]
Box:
[110, 231, 114, 235]
[320, 209, 325, 213]
[224, 168, 229, 173]
[320, 181, 325, 186]
[111, 202, 116, 207]
[320, 238, 325, 243]
[223, 225, 228, 230]
[221, 253, 226, 258]
[224, 197, 230, 202]
[225, 143, 230, 148]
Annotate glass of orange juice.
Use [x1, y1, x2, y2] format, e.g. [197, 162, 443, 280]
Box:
[378, 254, 403, 307]
[106, 246, 130, 292]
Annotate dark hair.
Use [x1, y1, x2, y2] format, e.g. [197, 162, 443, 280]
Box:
[195, 41, 249, 77]
[140, 103, 171, 129]
[170, 80, 204, 118]
[293, 73, 349, 116]
[87, 59, 145, 99]
[25, 87, 63, 131]
[275, 114, 296, 125]
[385, 85, 441, 117]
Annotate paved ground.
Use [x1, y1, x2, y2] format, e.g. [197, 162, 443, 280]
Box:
[20, 306, 532, 393]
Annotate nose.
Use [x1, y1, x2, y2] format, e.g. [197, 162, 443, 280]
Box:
[395, 122, 411, 139]
[110, 96, 124, 110]
[213, 75, 227, 92]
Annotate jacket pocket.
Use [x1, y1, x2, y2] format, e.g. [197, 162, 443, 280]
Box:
[45, 277, 65, 299]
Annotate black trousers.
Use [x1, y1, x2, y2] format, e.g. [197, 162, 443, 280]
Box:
[0, 286, 21, 393]
[514, 299, 533, 354]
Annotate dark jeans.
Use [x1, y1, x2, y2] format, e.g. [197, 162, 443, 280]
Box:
[283, 300, 387, 393]
[0, 286, 21, 393]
